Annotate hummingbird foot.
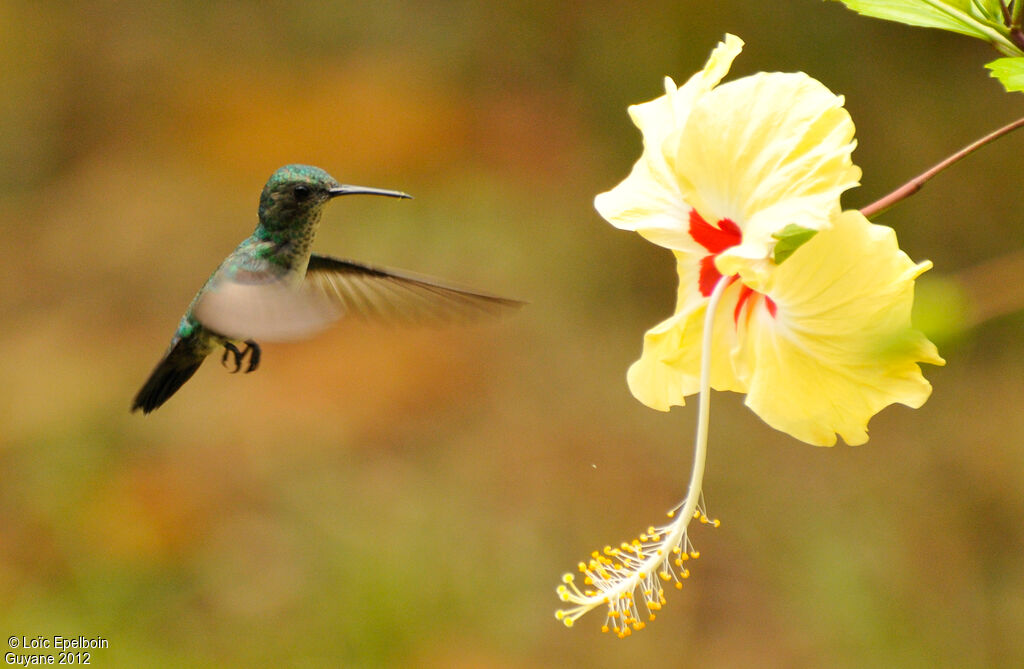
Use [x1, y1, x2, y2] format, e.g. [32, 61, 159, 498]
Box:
[221, 340, 261, 373]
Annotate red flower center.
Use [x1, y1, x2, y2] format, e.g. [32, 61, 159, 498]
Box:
[688, 209, 776, 323]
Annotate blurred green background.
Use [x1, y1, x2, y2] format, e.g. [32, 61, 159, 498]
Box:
[2, 1, 1023, 667]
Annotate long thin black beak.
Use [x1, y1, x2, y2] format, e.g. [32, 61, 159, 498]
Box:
[328, 184, 412, 200]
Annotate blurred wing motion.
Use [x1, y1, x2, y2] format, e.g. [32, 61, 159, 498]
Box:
[304, 254, 524, 324]
[193, 276, 342, 342]
[194, 254, 523, 341]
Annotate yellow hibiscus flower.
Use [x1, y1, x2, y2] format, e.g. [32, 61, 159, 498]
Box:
[597, 33, 942, 446]
[557, 34, 944, 637]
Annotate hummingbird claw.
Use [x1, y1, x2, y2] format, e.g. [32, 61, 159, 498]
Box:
[221, 340, 261, 374]
[244, 339, 261, 373]
[221, 343, 244, 373]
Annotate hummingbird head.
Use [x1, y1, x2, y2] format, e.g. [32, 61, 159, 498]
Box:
[258, 164, 411, 229]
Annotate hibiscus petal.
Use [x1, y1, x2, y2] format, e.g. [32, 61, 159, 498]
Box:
[627, 258, 749, 410]
[628, 35, 745, 167]
[595, 34, 744, 251]
[739, 211, 945, 446]
[665, 33, 745, 119]
[593, 156, 696, 248]
[673, 72, 861, 268]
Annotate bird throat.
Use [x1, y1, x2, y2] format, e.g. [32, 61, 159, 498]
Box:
[253, 207, 324, 271]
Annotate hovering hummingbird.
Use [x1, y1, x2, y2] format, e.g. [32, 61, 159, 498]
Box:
[132, 164, 522, 414]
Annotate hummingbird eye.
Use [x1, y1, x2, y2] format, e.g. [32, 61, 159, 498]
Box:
[292, 184, 311, 202]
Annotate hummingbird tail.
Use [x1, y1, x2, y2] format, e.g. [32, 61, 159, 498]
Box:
[131, 337, 206, 414]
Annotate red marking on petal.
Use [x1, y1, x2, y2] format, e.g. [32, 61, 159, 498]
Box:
[732, 288, 778, 326]
[689, 210, 745, 300]
[689, 210, 741, 254]
[718, 217, 741, 238]
[698, 255, 721, 297]
[733, 285, 755, 324]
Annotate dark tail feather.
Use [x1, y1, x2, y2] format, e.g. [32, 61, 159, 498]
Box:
[131, 338, 205, 414]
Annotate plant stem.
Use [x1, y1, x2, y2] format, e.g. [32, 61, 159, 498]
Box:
[861, 116, 1024, 219]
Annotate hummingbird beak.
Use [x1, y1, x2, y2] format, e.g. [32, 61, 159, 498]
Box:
[328, 185, 413, 200]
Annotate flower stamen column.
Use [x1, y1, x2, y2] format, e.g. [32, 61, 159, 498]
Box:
[555, 278, 726, 637]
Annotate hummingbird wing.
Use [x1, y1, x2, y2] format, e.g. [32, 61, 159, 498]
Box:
[303, 254, 524, 324]
[192, 255, 522, 342]
[192, 265, 345, 342]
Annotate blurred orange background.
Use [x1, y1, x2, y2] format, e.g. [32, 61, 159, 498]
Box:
[2, 1, 1023, 667]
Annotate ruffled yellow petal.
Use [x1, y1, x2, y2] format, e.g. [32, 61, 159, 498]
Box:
[627, 256, 749, 410]
[595, 34, 743, 251]
[736, 211, 944, 446]
[675, 72, 861, 277]
[597, 38, 860, 282]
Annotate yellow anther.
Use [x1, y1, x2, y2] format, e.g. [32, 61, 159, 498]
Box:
[556, 503, 716, 637]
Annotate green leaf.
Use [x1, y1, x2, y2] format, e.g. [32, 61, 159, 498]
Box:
[772, 224, 819, 264]
[830, 0, 1004, 41]
[970, 0, 1008, 24]
[985, 56, 1024, 92]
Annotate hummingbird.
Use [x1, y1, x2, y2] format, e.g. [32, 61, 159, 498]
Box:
[132, 164, 522, 414]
